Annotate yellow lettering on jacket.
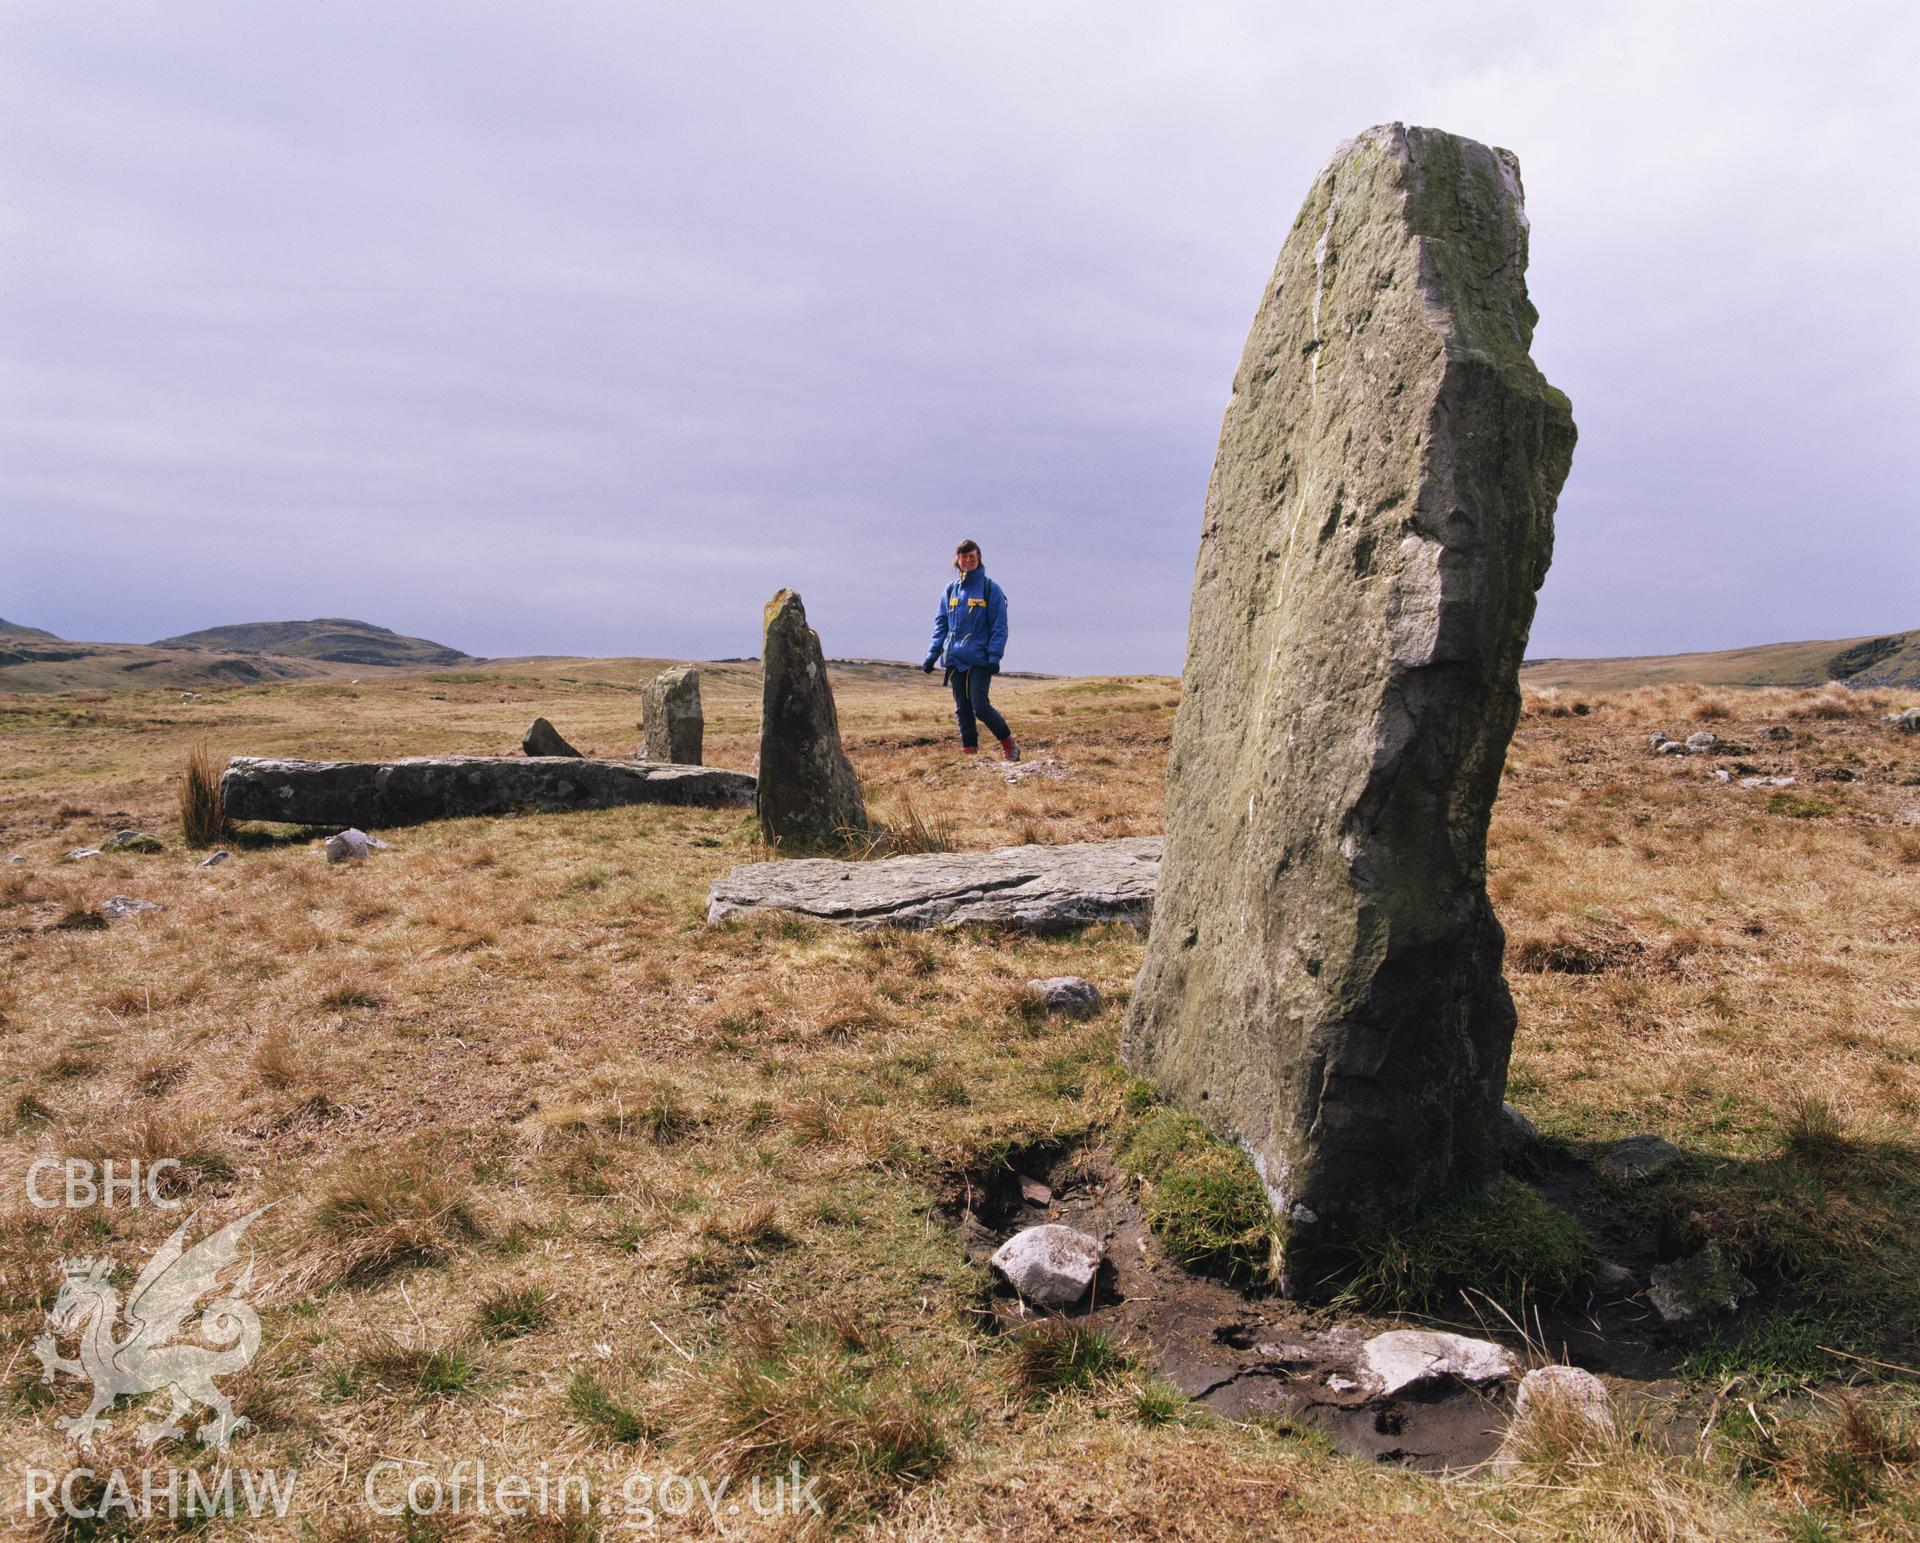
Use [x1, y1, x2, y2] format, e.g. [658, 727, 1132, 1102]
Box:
[967, 598, 986, 608]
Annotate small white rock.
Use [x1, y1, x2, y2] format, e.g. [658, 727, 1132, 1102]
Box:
[1359, 1329, 1517, 1398]
[324, 828, 390, 863]
[989, 1224, 1104, 1308]
[199, 849, 231, 868]
[1515, 1365, 1612, 1430]
[1325, 1374, 1360, 1394]
[65, 848, 102, 861]
[1684, 731, 1719, 753]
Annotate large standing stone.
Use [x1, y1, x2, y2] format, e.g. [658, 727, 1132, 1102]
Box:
[641, 665, 704, 765]
[1123, 124, 1577, 1262]
[756, 590, 867, 844]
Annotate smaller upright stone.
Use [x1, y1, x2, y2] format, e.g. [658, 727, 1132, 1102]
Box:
[522, 718, 581, 758]
[756, 590, 867, 845]
[641, 665, 704, 765]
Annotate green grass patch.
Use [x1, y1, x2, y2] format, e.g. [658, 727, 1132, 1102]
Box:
[567, 1369, 653, 1444]
[1009, 1319, 1129, 1396]
[1118, 1102, 1279, 1281]
[1657, 1106, 1920, 1382]
[1325, 1176, 1598, 1316]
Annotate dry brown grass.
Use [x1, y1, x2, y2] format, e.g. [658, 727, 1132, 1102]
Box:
[178, 737, 233, 846]
[0, 661, 1914, 1535]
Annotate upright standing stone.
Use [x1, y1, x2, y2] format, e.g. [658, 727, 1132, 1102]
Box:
[521, 717, 581, 758]
[1123, 124, 1576, 1265]
[756, 590, 868, 844]
[641, 665, 704, 765]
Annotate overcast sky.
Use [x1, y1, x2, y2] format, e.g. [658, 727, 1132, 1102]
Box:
[4, 2, 1915, 675]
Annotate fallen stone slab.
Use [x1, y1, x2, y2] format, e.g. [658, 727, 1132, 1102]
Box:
[990, 1224, 1105, 1308]
[223, 756, 754, 828]
[1359, 1330, 1517, 1398]
[707, 837, 1161, 931]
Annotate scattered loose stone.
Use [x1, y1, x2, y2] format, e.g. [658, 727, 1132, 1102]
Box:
[1765, 725, 1793, 740]
[977, 756, 1071, 784]
[100, 896, 164, 920]
[1648, 1243, 1755, 1323]
[640, 665, 704, 765]
[1124, 123, 1577, 1252]
[989, 1224, 1104, 1308]
[1648, 733, 1674, 751]
[1684, 731, 1719, 753]
[1892, 707, 1920, 734]
[1515, 1366, 1612, 1430]
[64, 848, 101, 861]
[103, 831, 163, 852]
[1602, 1134, 1683, 1180]
[521, 717, 581, 758]
[1359, 1330, 1518, 1398]
[1502, 1101, 1541, 1147]
[1325, 1374, 1361, 1394]
[1711, 768, 1731, 783]
[1594, 1262, 1638, 1294]
[1024, 977, 1102, 1018]
[1017, 1175, 1053, 1207]
[324, 828, 388, 863]
[757, 590, 868, 844]
[1739, 775, 1797, 789]
[5, 853, 25, 864]
[1657, 740, 1689, 756]
[707, 837, 1159, 931]
[198, 850, 232, 868]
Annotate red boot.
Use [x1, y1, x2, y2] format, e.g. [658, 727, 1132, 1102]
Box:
[961, 744, 978, 756]
[999, 737, 1021, 762]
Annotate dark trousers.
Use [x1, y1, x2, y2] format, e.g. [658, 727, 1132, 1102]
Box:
[949, 667, 1010, 747]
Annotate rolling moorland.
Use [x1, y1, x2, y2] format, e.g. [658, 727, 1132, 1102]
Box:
[0, 619, 475, 695]
[0, 657, 1917, 1538]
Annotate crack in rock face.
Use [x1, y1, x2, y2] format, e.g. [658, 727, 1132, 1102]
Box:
[1123, 122, 1577, 1257]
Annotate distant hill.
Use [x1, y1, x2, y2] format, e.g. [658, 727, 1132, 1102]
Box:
[1522, 628, 1920, 692]
[0, 617, 63, 642]
[151, 618, 475, 669]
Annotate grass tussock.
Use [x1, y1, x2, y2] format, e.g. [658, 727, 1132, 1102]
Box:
[310, 1157, 485, 1284]
[1009, 1318, 1130, 1396]
[672, 1311, 960, 1519]
[1328, 1176, 1598, 1317]
[1118, 1101, 1280, 1282]
[179, 739, 233, 847]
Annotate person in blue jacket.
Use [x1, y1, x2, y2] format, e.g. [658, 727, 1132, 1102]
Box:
[922, 538, 1020, 761]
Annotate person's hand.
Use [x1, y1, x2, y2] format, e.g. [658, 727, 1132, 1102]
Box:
[922, 659, 936, 674]
[988, 663, 1000, 676]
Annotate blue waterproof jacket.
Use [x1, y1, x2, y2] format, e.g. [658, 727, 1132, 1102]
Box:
[924, 567, 1008, 670]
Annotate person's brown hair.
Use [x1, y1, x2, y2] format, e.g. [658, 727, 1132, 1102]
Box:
[953, 539, 982, 571]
